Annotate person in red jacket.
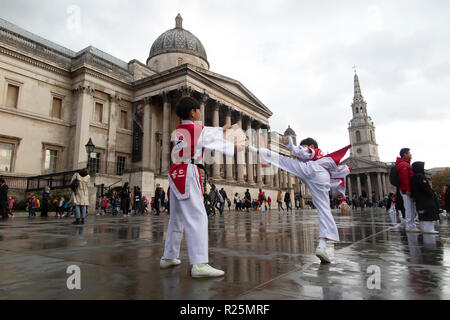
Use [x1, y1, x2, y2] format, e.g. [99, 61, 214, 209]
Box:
[396, 148, 420, 232]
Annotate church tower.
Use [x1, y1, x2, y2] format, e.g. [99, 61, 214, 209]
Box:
[348, 71, 380, 161]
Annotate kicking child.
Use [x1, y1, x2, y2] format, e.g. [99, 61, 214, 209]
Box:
[250, 136, 351, 263]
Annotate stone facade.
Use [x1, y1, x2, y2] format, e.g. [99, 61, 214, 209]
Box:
[0, 16, 310, 205]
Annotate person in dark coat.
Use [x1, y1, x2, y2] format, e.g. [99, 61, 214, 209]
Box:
[410, 161, 440, 234]
[443, 184, 450, 213]
[0, 178, 8, 220]
[41, 186, 50, 217]
[120, 182, 131, 217]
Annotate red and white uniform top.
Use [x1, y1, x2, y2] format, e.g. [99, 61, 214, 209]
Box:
[286, 136, 352, 197]
[168, 120, 234, 200]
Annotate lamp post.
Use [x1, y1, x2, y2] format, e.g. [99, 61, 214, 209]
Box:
[85, 138, 95, 172]
[155, 132, 162, 175]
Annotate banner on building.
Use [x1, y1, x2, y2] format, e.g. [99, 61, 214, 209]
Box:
[132, 101, 144, 162]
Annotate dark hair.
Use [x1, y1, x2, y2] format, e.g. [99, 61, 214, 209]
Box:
[300, 137, 318, 149]
[400, 148, 410, 158]
[0, 178, 5, 183]
[176, 97, 200, 120]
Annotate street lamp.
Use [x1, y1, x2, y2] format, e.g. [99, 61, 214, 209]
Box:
[85, 138, 95, 171]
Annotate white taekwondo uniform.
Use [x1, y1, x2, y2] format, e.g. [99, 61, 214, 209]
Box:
[254, 137, 351, 242]
[163, 120, 234, 265]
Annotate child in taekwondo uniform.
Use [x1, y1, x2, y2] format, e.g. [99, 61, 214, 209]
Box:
[250, 136, 351, 263]
[160, 97, 235, 278]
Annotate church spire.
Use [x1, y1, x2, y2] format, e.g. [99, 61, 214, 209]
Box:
[353, 72, 363, 102]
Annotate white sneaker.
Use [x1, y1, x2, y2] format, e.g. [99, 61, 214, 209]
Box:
[191, 264, 225, 278]
[406, 227, 421, 233]
[160, 256, 181, 269]
[315, 247, 331, 264]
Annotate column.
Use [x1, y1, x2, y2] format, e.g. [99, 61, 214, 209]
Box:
[273, 168, 278, 188]
[212, 103, 220, 179]
[264, 127, 273, 187]
[347, 175, 353, 198]
[366, 173, 372, 201]
[224, 106, 233, 181]
[283, 170, 288, 188]
[246, 117, 254, 185]
[256, 125, 263, 186]
[161, 92, 171, 173]
[200, 93, 208, 126]
[382, 173, 387, 198]
[142, 97, 152, 169]
[377, 172, 383, 201]
[236, 112, 245, 183]
[106, 93, 119, 165]
[356, 174, 362, 197]
[73, 85, 94, 170]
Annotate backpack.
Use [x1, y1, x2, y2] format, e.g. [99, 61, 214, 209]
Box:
[217, 190, 224, 203]
[70, 179, 79, 192]
[389, 165, 400, 187]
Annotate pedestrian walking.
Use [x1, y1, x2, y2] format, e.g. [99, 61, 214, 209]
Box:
[267, 196, 272, 210]
[284, 191, 292, 212]
[277, 190, 284, 211]
[244, 189, 251, 212]
[7, 196, 14, 218]
[134, 187, 142, 215]
[41, 186, 50, 217]
[120, 182, 131, 217]
[70, 167, 90, 225]
[396, 148, 420, 232]
[0, 178, 8, 220]
[111, 191, 119, 216]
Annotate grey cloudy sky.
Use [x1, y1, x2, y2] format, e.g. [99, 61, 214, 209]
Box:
[1, 0, 449, 168]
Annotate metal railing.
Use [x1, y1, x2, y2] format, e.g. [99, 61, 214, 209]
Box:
[26, 170, 78, 192]
[77, 161, 128, 176]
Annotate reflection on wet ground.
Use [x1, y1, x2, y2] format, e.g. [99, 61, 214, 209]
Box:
[0, 208, 449, 299]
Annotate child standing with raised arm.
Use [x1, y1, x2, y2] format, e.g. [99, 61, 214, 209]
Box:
[160, 97, 235, 278]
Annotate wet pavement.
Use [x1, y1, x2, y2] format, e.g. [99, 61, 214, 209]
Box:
[0, 207, 449, 299]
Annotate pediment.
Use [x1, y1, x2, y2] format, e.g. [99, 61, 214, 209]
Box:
[342, 157, 388, 170]
[193, 67, 273, 117]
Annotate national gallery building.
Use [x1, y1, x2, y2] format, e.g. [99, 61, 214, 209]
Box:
[0, 15, 309, 204]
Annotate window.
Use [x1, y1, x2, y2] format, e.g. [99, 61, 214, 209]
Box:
[120, 110, 128, 129]
[94, 102, 103, 123]
[357, 148, 362, 154]
[355, 107, 359, 114]
[51, 97, 62, 119]
[370, 130, 374, 142]
[356, 131, 361, 143]
[0, 142, 14, 172]
[177, 57, 183, 66]
[88, 152, 100, 173]
[116, 156, 126, 176]
[44, 149, 58, 174]
[6, 84, 19, 108]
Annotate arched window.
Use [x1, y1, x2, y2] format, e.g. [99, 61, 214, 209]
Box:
[360, 107, 363, 113]
[355, 107, 359, 114]
[356, 131, 361, 143]
[370, 130, 374, 142]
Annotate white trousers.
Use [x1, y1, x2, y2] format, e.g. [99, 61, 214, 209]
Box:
[401, 193, 417, 229]
[259, 148, 340, 242]
[163, 168, 209, 265]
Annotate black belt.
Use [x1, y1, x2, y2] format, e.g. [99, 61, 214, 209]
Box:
[191, 159, 208, 190]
